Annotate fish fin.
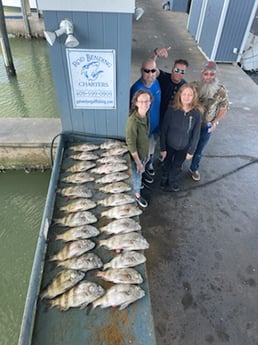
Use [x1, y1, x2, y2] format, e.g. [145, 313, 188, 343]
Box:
[86, 304, 93, 315]
[119, 302, 130, 310]
[79, 302, 89, 310]
[103, 263, 109, 270]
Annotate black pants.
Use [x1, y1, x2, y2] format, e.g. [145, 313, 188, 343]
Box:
[162, 146, 187, 185]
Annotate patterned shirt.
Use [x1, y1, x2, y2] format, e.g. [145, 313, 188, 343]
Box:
[192, 81, 229, 125]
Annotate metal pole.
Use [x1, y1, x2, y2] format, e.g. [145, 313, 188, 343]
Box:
[20, 0, 32, 38]
[0, 0, 16, 76]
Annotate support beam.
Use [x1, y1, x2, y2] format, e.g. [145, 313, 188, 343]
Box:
[0, 0, 16, 77]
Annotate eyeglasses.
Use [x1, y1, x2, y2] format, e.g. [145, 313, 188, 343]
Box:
[143, 68, 156, 74]
[203, 71, 216, 76]
[174, 67, 186, 74]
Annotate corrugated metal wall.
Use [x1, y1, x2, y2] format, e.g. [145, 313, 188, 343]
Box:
[187, 0, 204, 38]
[215, 0, 256, 61]
[44, 11, 132, 138]
[198, 0, 225, 58]
[188, 0, 257, 62]
[169, 0, 190, 12]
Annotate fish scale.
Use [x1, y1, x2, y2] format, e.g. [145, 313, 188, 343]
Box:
[49, 239, 95, 261]
[98, 232, 149, 251]
[92, 284, 145, 310]
[101, 204, 142, 219]
[103, 251, 146, 270]
[100, 218, 141, 234]
[56, 225, 100, 242]
[98, 181, 131, 194]
[41, 269, 85, 300]
[96, 267, 143, 284]
[47, 280, 105, 311]
[53, 211, 97, 227]
[57, 252, 103, 272]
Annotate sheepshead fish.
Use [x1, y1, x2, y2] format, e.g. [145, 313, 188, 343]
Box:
[101, 204, 142, 219]
[47, 280, 105, 311]
[97, 194, 135, 207]
[91, 163, 128, 175]
[69, 152, 99, 161]
[96, 172, 129, 184]
[56, 225, 100, 242]
[100, 145, 128, 157]
[97, 156, 127, 165]
[60, 172, 94, 184]
[98, 181, 131, 194]
[66, 161, 96, 173]
[100, 218, 141, 235]
[41, 269, 85, 300]
[92, 284, 145, 310]
[57, 252, 103, 272]
[96, 267, 143, 284]
[98, 232, 149, 251]
[99, 139, 125, 150]
[69, 143, 99, 152]
[56, 185, 93, 199]
[103, 251, 146, 270]
[49, 239, 95, 261]
[59, 198, 97, 213]
[53, 211, 97, 227]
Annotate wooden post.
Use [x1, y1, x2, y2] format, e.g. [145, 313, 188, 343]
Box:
[0, 0, 16, 77]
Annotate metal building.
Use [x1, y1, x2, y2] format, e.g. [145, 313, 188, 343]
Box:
[162, 0, 190, 13]
[187, 0, 258, 62]
[37, 0, 134, 138]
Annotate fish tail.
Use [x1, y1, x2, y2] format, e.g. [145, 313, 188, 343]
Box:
[97, 239, 105, 248]
[96, 271, 104, 278]
[100, 210, 107, 217]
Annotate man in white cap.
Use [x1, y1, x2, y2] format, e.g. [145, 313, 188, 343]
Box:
[189, 61, 229, 181]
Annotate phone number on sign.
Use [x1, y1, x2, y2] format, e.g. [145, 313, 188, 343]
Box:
[76, 90, 113, 97]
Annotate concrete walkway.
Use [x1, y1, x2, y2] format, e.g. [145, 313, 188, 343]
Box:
[134, 1, 258, 345]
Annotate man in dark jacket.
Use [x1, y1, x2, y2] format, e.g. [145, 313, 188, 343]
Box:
[151, 47, 189, 124]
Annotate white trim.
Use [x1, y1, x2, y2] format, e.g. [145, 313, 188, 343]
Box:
[37, 0, 135, 13]
[210, 0, 230, 60]
[196, 0, 208, 43]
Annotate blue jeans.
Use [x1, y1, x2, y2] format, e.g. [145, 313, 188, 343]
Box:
[131, 158, 146, 194]
[190, 128, 211, 172]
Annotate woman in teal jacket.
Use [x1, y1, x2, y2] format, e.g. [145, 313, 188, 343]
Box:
[126, 89, 153, 208]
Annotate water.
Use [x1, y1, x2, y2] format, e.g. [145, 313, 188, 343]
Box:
[0, 37, 59, 118]
[0, 170, 51, 345]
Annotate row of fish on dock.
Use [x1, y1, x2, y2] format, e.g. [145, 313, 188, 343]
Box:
[40, 139, 149, 311]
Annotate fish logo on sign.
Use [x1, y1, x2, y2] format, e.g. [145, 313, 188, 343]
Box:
[81, 61, 103, 81]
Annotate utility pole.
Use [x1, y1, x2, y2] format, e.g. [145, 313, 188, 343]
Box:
[0, 0, 16, 77]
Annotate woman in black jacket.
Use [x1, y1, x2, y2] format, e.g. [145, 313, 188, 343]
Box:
[160, 83, 202, 192]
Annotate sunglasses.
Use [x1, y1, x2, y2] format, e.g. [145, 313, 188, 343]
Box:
[143, 68, 156, 74]
[174, 67, 186, 74]
[203, 71, 216, 76]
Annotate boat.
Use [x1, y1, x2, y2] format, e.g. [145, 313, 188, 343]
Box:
[18, 132, 157, 345]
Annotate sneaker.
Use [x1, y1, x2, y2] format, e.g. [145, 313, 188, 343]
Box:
[136, 195, 148, 208]
[164, 183, 180, 192]
[146, 163, 155, 176]
[189, 169, 200, 181]
[142, 172, 154, 184]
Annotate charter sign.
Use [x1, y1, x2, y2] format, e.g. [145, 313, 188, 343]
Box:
[66, 49, 116, 109]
